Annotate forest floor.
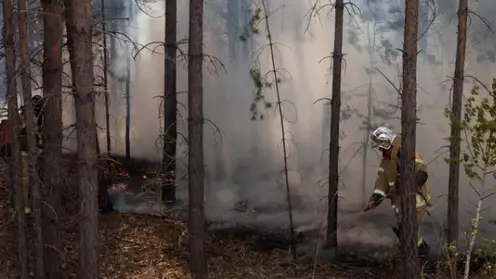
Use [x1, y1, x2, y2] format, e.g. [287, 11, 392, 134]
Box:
[0, 157, 492, 278]
[0, 200, 392, 278]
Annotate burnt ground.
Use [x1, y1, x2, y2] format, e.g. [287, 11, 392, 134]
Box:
[0, 155, 494, 278]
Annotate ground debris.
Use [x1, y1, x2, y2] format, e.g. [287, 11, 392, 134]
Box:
[1, 158, 492, 279]
[95, 213, 361, 279]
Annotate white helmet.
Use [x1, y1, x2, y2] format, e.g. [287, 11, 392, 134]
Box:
[370, 126, 396, 151]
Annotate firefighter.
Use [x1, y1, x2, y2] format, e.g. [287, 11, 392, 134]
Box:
[364, 126, 431, 258]
[19, 94, 44, 214]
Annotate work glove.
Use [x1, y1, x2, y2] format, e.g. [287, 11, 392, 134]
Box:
[364, 201, 377, 212]
[364, 193, 384, 211]
[415, 170, 428, 187]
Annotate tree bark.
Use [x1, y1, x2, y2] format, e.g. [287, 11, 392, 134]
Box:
[261, 0, 296, 258]
[447, 0, 468, 249]
[125, 50, 131, 160]
[98, 0, 114, 213]
[101, 0, 111, 155]
[326, 0, 343, 250]
[95, 119, 112, 212]
[400, 0, 420, 278]
[3, 0, 29, 277]
[41, 1, 64, 277]
[64, 0, 99, 278]
[188, 0, 207, 277]
[18, 0, 45, 277]
[227, 0, 239, 64]
[162, 0, 178, 203]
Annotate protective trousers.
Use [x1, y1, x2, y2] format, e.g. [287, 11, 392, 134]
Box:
[392, 205, 430, 258]
[21, 152, 30, 214]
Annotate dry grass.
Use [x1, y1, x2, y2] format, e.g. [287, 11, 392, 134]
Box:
[97, 212, 398, 279]
[0, 209, 385, 279]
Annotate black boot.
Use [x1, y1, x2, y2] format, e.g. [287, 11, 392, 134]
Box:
[393, 227, 430, 259]
[418, 240, 431, 259]
[392, 227, 400, 239]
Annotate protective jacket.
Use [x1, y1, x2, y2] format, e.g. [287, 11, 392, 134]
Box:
[372, 136, 431, 211]
[19, 109, 43, 215]
[19, 111, 42, 153]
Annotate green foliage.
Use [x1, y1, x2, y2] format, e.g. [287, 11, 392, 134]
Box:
[443, 79, 496, 276]
[240, 8, 262, 42]
[440, 219, 496, 277]
[249, 67, 274, 120]
[244, 5, 282, 121]
[444, 78, 496, 180]
[473, 218, 496, 277]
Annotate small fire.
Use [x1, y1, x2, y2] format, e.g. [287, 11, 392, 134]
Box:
[117, 170, 129, 177]
[111, 183, 128, 192]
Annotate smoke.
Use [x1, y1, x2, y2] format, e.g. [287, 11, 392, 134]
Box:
[92, 0, 496, 250]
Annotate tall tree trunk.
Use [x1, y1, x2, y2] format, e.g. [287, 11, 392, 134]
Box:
[188, 0, 207, 277]
[362, 21, 376, 206]
[447, 0, 468, 251]
[101, 0, 111, 155]
[240, 0, 250, 58]
[125, 2, 132, 160]
[260, 0, 296, 258]
[125, 52, 131, 159]
[41, 1, 64, 276]
[227, 0, 239, 65]
[326, 0, 343, 251]
[400, 0, 420, 278]
[18, 0, 45, 277]
[3, 0, 29, 277]
[64, 0, 99, 278]
[95, 118, 112, 211]
[162, 0, 177, 203]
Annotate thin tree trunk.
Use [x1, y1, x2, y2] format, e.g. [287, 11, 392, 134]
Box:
[188, 0, 207, 277]
[162, 0, 177, 203]
[41, 0, 64, 277]
[240, 0, 250, 57]
[400, 0, 420, 278]
[95, 117, 112, 211]
[124, 0, 131, 161]
[101, 0, 111, 156]
[326, 0, 343, 250]
[125, 52, 131, 160]
[261, 0, 296, 259]
[362, 21, 376, 206]
[18, 0, 45, 277]
[227, 0, 239, 65]
[463, 166, 487, 279]
[64, 0, 99, 278]
[3, 0, 28, 277]
[447, 0, 468, 249]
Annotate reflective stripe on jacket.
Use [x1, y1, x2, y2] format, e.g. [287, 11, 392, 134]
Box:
[372, 136, 431, 209]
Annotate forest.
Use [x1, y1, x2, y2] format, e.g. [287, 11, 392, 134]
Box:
[0, 0, 496, 278]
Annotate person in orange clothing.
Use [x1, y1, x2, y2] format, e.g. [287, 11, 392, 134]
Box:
[364, 126, 431, 258]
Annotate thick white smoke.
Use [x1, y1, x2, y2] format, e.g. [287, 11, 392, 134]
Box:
[90, 0, 496, 249]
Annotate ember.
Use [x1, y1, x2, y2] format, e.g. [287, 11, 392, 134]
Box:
[117, 170, 130, 177]
[110, 183, 129, 192]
